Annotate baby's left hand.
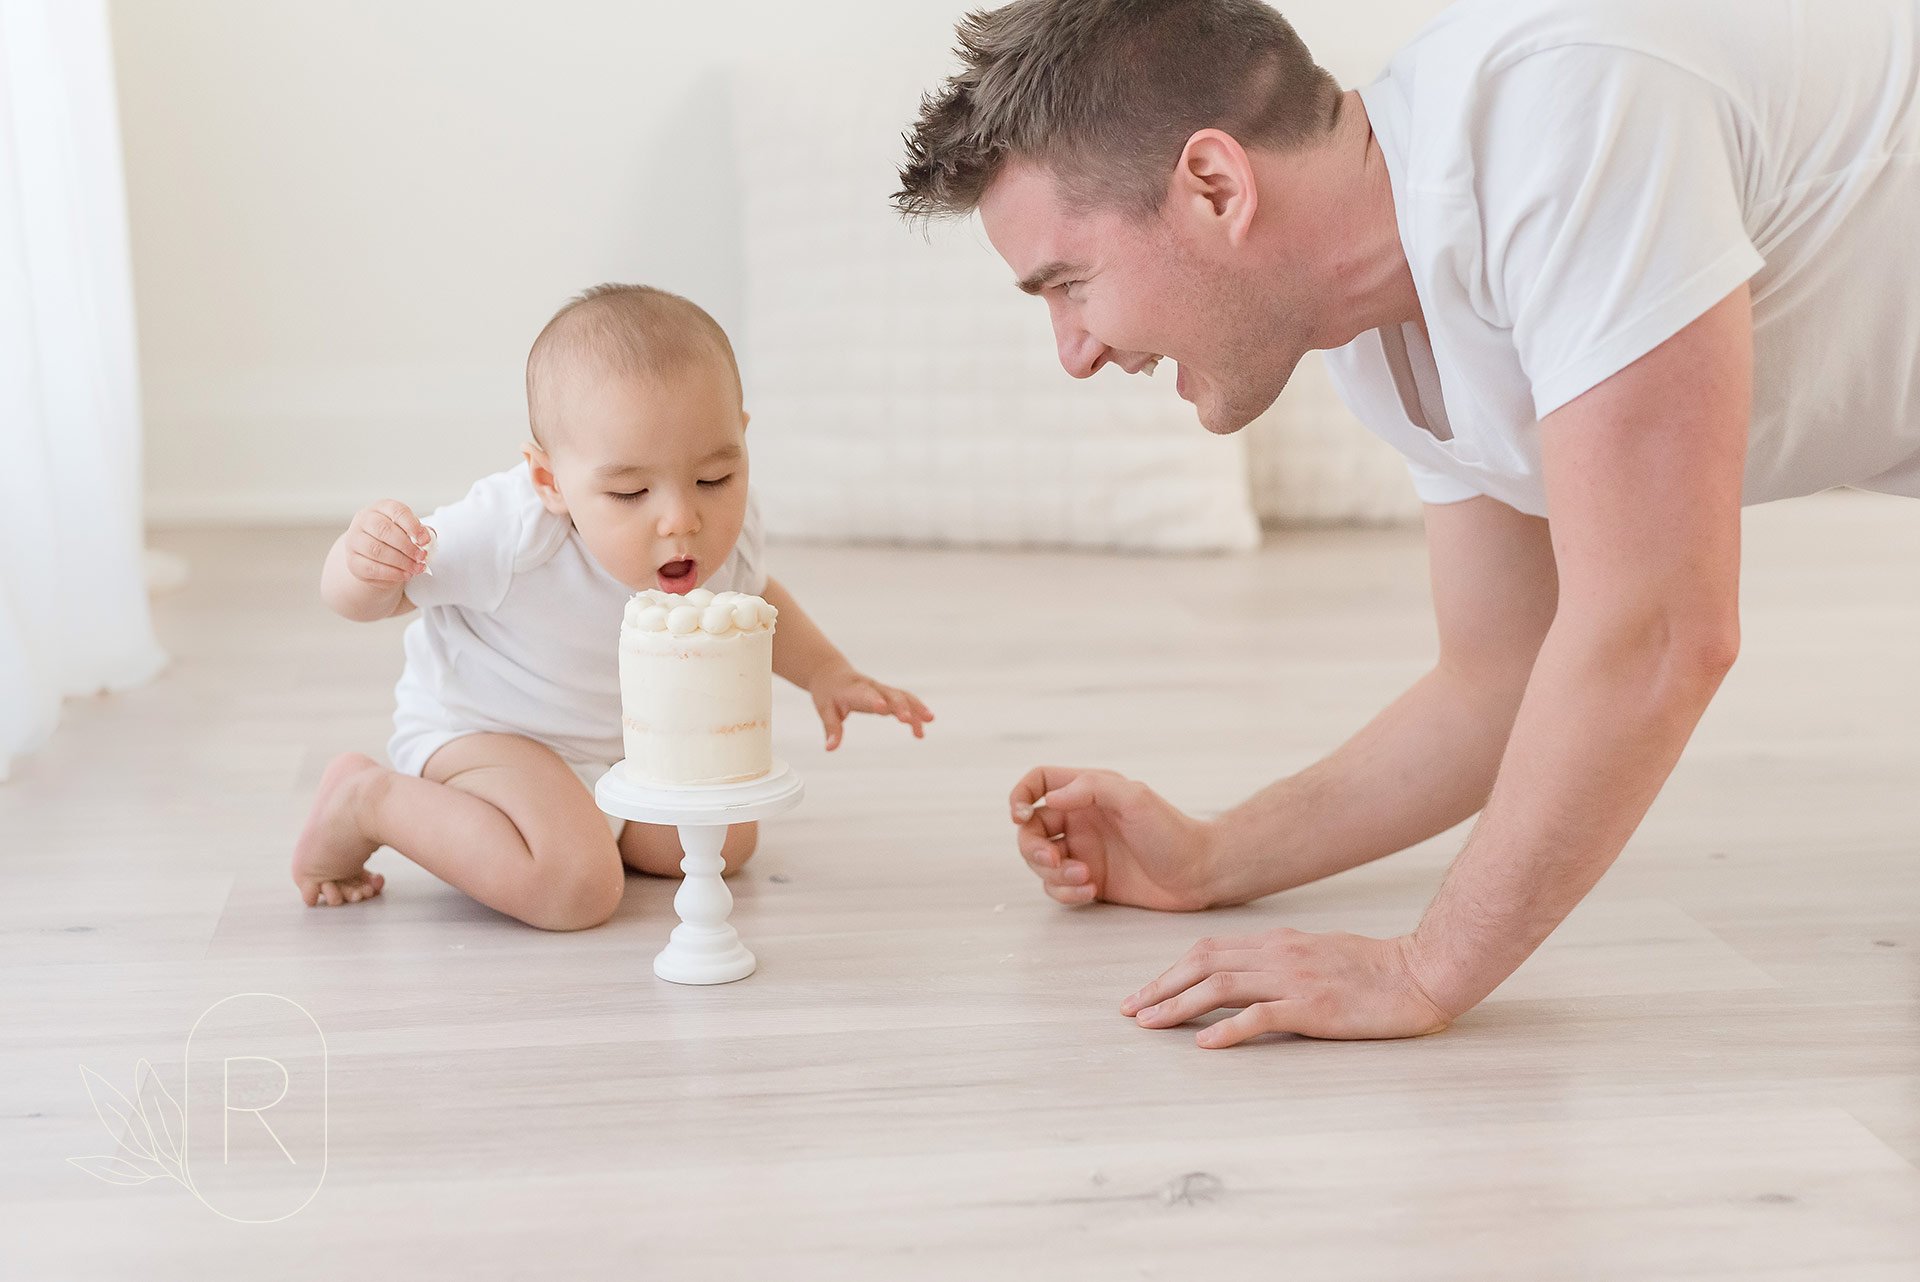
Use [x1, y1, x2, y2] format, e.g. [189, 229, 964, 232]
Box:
[810, 664, 934, 751]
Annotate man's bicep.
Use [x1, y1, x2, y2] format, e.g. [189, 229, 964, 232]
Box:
[1539, 284, 1751, 632]
[1424, 495, 1558, 685]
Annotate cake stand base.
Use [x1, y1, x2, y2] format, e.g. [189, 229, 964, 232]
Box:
[593, 760, 804, 986]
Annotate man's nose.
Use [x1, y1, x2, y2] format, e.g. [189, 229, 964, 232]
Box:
[1052, 313, 1110, 380]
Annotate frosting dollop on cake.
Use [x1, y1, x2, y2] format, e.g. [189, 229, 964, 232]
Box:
[618, 588, 777, 786]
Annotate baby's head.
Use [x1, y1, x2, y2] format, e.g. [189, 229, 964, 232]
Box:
[523, 284, 750, 594]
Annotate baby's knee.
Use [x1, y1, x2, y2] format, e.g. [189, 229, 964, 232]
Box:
[523, 856, 624, 931]
[721, 823, 759, 876]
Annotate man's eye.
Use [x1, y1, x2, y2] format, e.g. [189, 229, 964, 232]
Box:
[697, 474, 733, 489]
[610, 489, 648, 501]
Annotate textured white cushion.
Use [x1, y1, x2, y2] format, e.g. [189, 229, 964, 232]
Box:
[730, 63, 1261, 553]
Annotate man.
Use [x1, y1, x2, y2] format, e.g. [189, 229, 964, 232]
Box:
[893, 0, 1920, 1047]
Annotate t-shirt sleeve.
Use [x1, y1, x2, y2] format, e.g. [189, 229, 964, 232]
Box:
[402, 471, 524, 612]
[1474, 46, 1764, 420]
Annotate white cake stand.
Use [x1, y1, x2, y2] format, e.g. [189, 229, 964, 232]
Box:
[594, 759, 804, 985]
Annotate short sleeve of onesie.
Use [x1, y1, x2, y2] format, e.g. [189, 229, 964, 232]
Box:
[402, 469, 531, 613]
[1472, 46, 1764, 421]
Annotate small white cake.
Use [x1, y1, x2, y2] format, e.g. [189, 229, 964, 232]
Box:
[618, 587, 777, 786]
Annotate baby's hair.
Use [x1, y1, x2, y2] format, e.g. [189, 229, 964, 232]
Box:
[525, 283, 743, 447]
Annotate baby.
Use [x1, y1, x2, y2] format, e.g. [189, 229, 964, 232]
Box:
[292, 284, 934, 928]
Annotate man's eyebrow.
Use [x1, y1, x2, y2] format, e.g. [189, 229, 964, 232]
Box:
[1016, 261, 1084, 295]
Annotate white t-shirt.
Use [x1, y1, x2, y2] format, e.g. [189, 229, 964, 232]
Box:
[1323, 0, 1920, 515]
[390, 463, 769, 767]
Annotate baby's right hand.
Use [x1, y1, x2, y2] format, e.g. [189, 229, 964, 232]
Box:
[345, 500, 431, 585]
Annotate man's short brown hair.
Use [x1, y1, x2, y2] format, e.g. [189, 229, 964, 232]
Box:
[895, 0, 1340, 223]
[526, 284, 742, 447]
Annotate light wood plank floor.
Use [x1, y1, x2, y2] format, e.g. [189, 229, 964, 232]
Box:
[3, 491, 1917, 1279]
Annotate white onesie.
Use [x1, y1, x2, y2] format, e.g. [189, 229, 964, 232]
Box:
[388, 463, 768, 828]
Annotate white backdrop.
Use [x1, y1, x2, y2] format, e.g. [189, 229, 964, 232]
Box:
[111, 0, 1451, 529]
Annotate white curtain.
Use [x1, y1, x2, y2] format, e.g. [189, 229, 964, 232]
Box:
[0, 0, 163, 782]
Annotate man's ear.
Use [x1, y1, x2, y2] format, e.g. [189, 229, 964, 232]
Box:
[522, 442, 570, 516]
[1170, 128, 1259, 246]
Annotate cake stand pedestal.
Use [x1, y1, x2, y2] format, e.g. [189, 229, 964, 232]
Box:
[594, 760, 804, 985]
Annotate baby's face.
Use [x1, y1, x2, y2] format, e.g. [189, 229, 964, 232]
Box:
[536, 360, 750, 594]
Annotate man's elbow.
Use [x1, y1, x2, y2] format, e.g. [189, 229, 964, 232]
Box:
[1570, 601, 1740, 705]
[1652, 613, 1741, 703]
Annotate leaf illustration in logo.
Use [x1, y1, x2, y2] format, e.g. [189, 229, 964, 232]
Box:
[67, 1155, 160, 1186]
[80, 1066, 157, 1162]
[134, 1059, 185, 1172]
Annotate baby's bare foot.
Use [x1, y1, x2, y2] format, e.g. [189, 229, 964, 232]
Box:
[293, 753, 389, 908]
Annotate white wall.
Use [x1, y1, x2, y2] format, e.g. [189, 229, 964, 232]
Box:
[112, 0, 1453, 525]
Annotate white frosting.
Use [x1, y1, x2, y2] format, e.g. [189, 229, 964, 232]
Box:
[623, 588, 778, 637]
[617, 588, 777, 786]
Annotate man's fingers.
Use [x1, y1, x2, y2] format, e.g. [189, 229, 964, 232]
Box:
[1017, 812, 1066, 850]
[1018, 836, 1087, 884]
[1196, 1001, 1303, 1049]
[1018, 833, 1062, 870]
[1009, 767, 1050, 820]
[1009, 765, 1105, 821]
[1132, 969, 1270, 1029]
[1122, 958, 1209, 1017]
[1039, 770, 1132, 817]
[1121, 941, 1268, 1016]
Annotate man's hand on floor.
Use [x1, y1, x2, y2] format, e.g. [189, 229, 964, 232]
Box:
[1122, 928, 1454, 1047]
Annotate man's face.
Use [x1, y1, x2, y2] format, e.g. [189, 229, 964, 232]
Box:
[977, 160, 1314, 435]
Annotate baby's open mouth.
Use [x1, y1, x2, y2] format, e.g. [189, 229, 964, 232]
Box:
[657, 558, 698, 592]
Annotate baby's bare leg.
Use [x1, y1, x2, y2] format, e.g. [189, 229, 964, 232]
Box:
[293, 735, 624, 930]
[618, 821, 759, 878]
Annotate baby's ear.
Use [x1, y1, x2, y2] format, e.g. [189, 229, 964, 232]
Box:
[522, 442, 570, 516]
[740, 409, 751, 433]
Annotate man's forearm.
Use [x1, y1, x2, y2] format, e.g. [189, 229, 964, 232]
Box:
[1410, 616, 1737, 1013]
[1206, 660, 1531, 905]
